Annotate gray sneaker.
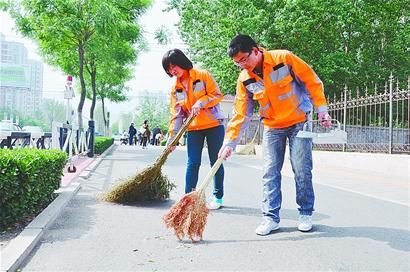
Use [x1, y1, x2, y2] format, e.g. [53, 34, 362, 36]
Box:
[255, 218, 279, 236]
[298, 215, 313, 232]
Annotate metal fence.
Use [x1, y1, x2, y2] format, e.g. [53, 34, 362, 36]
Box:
[318, 75, 409, 154]
[232, 75, 410, 154]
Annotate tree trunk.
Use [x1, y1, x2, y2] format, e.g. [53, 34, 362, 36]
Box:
[77, 44, 87, 130]
[90, 67, 97, 120]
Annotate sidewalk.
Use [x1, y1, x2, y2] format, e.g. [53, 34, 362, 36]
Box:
[2, 144, 409, 271]
[0, 147, 112, 272]
[61, 155, 95, 187]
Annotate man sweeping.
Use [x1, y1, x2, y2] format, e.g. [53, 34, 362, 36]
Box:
[219, 35, 332, 235]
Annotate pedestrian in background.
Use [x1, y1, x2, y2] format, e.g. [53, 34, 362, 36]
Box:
[128, 122, 137, 145]
[151, 126, 162, 145]
[141, 120, 150, 149]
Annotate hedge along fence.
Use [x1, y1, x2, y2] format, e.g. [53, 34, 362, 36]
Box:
[95, 136, 114, 154]
[0, 149, 67, 229]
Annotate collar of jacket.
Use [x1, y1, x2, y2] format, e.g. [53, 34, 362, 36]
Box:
[175, 68, 197, 89]
[240, 48, 276, 79]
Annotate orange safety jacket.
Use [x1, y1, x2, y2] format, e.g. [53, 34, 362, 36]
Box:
[167, 68, 224, 143]
[224, 49, 328, 149]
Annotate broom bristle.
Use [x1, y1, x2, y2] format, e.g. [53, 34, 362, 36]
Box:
[163, 192, 198, 239]
[187, 196, 209, 242]
[102, 154, 175, 203]
[102, 115, 195, 203]
[163, 192, 209, 242]
[235, 143, 256, 155]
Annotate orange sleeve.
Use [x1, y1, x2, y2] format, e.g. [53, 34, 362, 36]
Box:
[224, 79, 255, 149]
[194, 71, 223, 109]
[167, 87, 186, 143]
[286, 52, 328, 112]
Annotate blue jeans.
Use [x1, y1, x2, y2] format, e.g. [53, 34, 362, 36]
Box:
[262, 121, 314, 223]
[129, 135, 134, 145]
[186, 125, 225, 199]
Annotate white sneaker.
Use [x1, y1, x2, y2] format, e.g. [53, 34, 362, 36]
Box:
[298, 215, 313, 232]
[207, 196, 223, 210]
[255, 218, 279, 236]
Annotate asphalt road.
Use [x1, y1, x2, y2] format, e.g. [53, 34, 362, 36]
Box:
[20, 144, 410, 271]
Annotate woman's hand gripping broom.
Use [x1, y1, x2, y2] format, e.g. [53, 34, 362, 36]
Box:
[163, 157, 224, 242]
[102, 114, 196, 203]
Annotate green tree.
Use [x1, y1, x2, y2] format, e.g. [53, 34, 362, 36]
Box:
[5, 0, 151, 129]
[168, 0, 270, 95]
[134, 93, 170, 132]
[40, 99, 66, 130]
[111, 121, 119, 135]
[265, 0, 409, 95]
[0, 98, 65, 131]
[169, 0, 409, 96]
[85, 51, 134, 134]
[0, 108, 48, 131]
[118, 111, 135, 134]
[83, 1, 148, 122]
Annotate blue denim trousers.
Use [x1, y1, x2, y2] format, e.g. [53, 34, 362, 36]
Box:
[129, 135, 134, 145]
[186, 125, 225, 199]
[262, 121, 314, 223]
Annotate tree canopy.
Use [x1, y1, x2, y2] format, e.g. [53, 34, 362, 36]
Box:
[169, 0, 409, 96]
[5, 0, 152, 128]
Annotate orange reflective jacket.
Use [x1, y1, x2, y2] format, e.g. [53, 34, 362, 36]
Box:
[168, 68, 224, 142]
[225, 49, 328, 149]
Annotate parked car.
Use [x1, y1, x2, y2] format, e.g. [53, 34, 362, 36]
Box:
[0, 120, 21, 132]
[0, 120, 24, 148]
[0, 121, 13, 145]
[22, 126, 44, 138]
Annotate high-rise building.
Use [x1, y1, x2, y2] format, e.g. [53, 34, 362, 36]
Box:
[0, 33, 43, 116]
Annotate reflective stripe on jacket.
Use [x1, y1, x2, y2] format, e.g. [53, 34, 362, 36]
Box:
[168, 68, 224, 143]
[225, 49, 328, 149]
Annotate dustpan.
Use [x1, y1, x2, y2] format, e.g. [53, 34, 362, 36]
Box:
[296, 119, 347, 144]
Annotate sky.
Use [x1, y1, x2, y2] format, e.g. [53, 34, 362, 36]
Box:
[0, 0, 186, 121]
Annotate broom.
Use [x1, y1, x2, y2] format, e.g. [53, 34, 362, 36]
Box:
[235, 124, 259, 155]
[102, 114, 195, 203]
[163, 157, 224, 242]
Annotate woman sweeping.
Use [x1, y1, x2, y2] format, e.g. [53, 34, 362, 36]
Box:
[162, 48, 225, 210]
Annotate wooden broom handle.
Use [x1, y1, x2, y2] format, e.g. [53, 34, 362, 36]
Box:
[168, 114, 195, 147]
[197, 158, 224, 194]
[249, 121, 261, 144]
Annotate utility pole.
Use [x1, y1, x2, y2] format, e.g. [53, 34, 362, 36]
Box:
[107, 111, 110, 136]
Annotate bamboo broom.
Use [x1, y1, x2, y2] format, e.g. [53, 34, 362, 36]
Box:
[235, 124, 259, 155]
[163, 157, 224, 242]
[102, 114, 195, 203]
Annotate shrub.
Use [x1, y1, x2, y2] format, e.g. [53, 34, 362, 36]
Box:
[0, 149, 67, 229]
[95, 136, 114, 154]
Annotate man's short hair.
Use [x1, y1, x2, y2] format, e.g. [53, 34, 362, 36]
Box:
[227, 34, 258, 58]
[162, 49, 193, 77]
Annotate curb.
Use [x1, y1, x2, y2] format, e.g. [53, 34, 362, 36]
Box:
[0, 182, 81, 272]
[0, 143, 116, 272]
[85, 143, 116, 174]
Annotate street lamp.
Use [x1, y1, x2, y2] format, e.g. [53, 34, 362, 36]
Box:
[64, 75, 75, 124]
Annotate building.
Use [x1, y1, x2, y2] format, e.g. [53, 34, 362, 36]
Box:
[0, 33, 43, 116]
